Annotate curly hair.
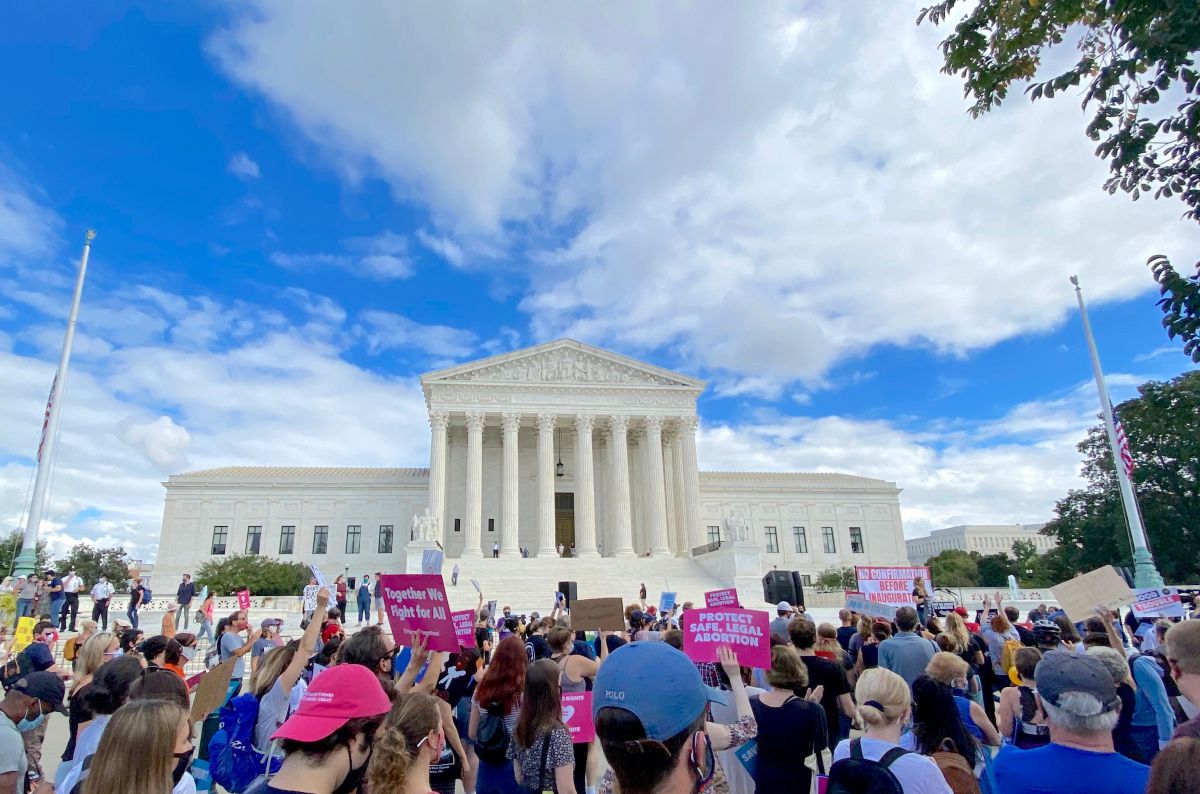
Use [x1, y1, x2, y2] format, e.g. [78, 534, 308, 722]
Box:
[474, 635, 527, 712]
[368, 693, 441, 791]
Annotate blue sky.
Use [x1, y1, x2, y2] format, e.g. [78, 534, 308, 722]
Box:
[1, 3, 1197, 560]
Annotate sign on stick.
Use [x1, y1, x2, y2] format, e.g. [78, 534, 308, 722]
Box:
[421, 549, 444, 575]
[854, 566, 931, 606]
[1050, 565, 1135, 623]
[705, 588, 740, 608]
[309, 565, 327, 587]
[845, 594, 897, 622]
[452, 609, 477, 649]
[561, 692, 595, 742]
[682, 607, 770, 669]
[379, 574, 457, 652]
[570, 598, 625, 632]
[659, 591, 677, 614]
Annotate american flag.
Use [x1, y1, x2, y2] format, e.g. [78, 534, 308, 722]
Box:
[36, 375, 56, 463]
[1114, 411, 1135, 479]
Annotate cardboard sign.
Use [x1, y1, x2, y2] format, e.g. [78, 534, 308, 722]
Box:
[422, 549, 445, 575]
[854, 566, 931, 606]
[11, 617, 35, 654]
[379, 574, 457, 652]
[310, 565, 327, 587]
[185, 672, 204, 691]
[1050, 566, 1135, 622]
[561, 691, 595, 743]
[190, 660, 235, 723]
[236, 590, 251, 611]
[845, 594, 897, 622]
[659, 591, 677, 614]
[452, 609, 477, 648]
[705, 588, 740, 608]
[682, 608, 770, 669]
[1131, 587, 1185, 619]
[570, 597, 626, 631]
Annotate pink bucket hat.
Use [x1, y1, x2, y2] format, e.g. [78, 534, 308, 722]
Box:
[271, 664, 390, 743]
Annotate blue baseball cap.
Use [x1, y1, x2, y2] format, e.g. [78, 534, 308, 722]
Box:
[593, 641, 728, 741]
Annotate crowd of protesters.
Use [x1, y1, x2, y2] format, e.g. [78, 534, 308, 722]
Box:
[0, 570, 1196, 794]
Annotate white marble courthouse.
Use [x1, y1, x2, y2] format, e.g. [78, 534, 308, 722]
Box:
[154, 340, 908, 588]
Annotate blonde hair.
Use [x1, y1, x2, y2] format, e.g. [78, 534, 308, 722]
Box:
[925, 652, 970, 686]
[857, 613, 873, 640]
[765, 644, 809, 693]
[73, 632, 114, 689]
[82, 700, 184, 794]
[854, 668, 909, 727]
[1167, 621, 1200, 676]
[942, 612, 971, 655]
[815, 623, 845, 665]
[368, 693, 441, 791]
[251, 644, 297, 699]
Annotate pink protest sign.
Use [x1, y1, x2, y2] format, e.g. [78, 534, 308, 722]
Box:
[237, 590, 251, 611]
[452, 609, 476, 649]
[705, 588, 740, 608]
[379, 574, 457, 652]
[682, 608, 770, 669]
[561, 692, 595, 743]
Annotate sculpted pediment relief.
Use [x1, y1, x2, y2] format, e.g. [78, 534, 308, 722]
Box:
[434, 345, 694, 387]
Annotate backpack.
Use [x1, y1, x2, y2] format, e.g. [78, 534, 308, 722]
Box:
[475, 701, 511, 765]
[142, 586, 152, 603]
[208, 693, 281, 793]
[999, 637, 1022, 675]
[1011, 686, 1050, 749]
[0, 650, 32, 691]
[826, 738, 907, 794]
[929, 740, 980, 794]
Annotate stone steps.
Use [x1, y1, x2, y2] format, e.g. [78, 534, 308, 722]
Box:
[436, 555, 739, 616]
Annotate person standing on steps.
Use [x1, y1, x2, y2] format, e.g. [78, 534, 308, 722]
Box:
[89, 576, 113, 631]
[174, 574, 195, 630]
[59, 569, 82, 633]
[374, 572, 385, 626]
[492, 541, 500, 558]
[451, 564, 460, 586]
[127, 578, 146, 630]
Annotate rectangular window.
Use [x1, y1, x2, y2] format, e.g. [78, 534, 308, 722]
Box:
[488, 518, 495, 533]
[313, 526, 328, 555]
[802, 574, 813, 586]
[850, 527, 865, 554]
[454, 518, 461, 533]
[706, 525, 721, 545]
[279, 526, 295, 555]
[378, 525, 393, 554]
[792, 526, 808, 554]
[346, 525, 362, 554]
[211, 526, 228, 555]
[822, 526, 836, 554]
[245, 526, 262, 555]
[764, 526, 779, 553]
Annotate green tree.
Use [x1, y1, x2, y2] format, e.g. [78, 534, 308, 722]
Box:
[1150, 255, 1200, 362]
[926, 549, 980, 587]
[54, 544, 131, 588]
[1041, 370, 1200, 582]
[918, 1, 1200, 223]
[194, 555, 310, 597]
[1009, 539, 1053, 586]
[815, 566, 859, 591]
[0, 531, 49, 576]
[976, 553, 1015, 587]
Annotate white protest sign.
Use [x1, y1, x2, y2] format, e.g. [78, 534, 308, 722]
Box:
[310, 564, 327, 587]
[1050, 565, 1135, 622]
[846, 593, 897, 622]
[470, 579, 482, 594]
[1131, 587, 1185, 619]
[853, 566, 931, 606]
[421, 549, 444, 575]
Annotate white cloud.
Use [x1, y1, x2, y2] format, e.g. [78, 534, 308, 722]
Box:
[210, 2, 1200, 389]
[416, 229, 466, 268]
[0, 167, 61, 262]
[271, 230, 414, 280]
[228, 151, 262, 179]
[357, 309, 478, 359]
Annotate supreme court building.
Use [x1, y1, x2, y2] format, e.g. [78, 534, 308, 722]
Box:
[154, 340, 908, 589]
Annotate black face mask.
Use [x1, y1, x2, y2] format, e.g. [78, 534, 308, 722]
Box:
[332, 742, 372, 794]
[172, 747, 194, 785]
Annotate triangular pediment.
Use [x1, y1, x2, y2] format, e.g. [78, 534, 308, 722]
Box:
[421, 339, 705, 389]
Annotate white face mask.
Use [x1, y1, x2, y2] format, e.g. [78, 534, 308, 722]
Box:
[181, 647, 196, 661]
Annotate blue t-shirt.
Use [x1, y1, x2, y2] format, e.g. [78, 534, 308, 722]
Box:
[49, 578, 63, 599]
[993, 743, 1149, 794]
[23, 642, 54, 672]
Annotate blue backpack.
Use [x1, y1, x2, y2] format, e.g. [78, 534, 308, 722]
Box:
[208, 693, 281, 793]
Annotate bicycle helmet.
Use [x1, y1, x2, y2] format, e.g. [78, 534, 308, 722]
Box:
[1032, 619, 1061, 647]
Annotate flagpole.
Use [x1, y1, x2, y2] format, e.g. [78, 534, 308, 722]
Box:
[14, 230, 95, 577]
[1069, 275, 1164, 588]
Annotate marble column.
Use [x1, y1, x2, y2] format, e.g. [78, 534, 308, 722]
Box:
[608, 416, 635, 557]
[427, 411, 449, 545]
[574, 414, 599, 557]
[662, 425, 680, 555]
[500, 413, 521, 557]
[595, 435, 608, 556]
[629, 427, 645, 554]
[670, 427, 689, 556]
[536, 414, 557, 556]
[462, 412, 485, 557]
[644, 416, 672, 556]
[679, 416, 702, 553]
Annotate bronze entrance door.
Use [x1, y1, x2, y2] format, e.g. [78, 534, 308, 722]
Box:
[555, 492, 575, 554]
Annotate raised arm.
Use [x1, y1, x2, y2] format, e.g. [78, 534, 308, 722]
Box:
[705, 647, 754, 751]
[280, 587, 328, 693]
[394, 632, 430, 694]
